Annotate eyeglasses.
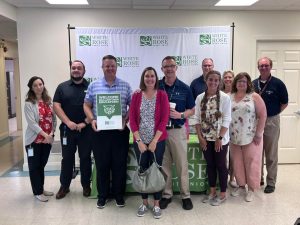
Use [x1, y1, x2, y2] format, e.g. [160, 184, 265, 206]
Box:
[259, 64, 270, 69]
[202, 65, 213, 68]
[162, 65, 176, 69]
[237, 80, 247, 84]
[103, 65, 116, 69]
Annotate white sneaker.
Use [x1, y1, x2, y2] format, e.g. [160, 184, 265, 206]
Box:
[229, 180, 239, 188]
[231, 187, 240, 197]
[245, 191, 254, 202]
[202, 194, 216, 203]
[35, 194, 48, 202]
[43, 190, 54, 196]
[210, 196, 226, 206]
[137, 204, 148, 217]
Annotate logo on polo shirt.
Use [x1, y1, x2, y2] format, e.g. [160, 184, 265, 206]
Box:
[140, 35, 168, 46]
[79, 35, 109, 46]
[200, 33, 229, 45]
[173, 55, 199, 66]
[116, 57, 140, 67]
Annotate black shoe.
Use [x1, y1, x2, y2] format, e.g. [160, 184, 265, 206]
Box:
[116, 198, 125, 207]
[264, 185, 275, 193]
[159, 198, 172, 209]
[97, 198, 107, 209]
[182, 198, 193, 210]
[83, 186, 91, 197]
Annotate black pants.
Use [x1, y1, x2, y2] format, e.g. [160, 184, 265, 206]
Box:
[134, 141, 165, 200]
[59, 125, 92, 189]
[92, 127, 130, 201]
[202, 141, 228, 192]
[25, 143, 51, 195]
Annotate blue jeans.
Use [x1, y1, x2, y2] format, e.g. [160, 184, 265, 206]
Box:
[134, 140, 165, 200]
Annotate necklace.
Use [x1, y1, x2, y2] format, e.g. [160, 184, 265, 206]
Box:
[143, 90, 157, 100]
[257, 75, 272, 95]
[234, 93, 246, 103]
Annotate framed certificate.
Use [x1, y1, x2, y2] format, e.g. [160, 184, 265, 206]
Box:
[96, 93, 122, 130]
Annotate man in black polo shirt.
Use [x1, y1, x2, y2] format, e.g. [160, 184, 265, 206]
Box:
[190, 58, 214, 100]
[253, 57, 288, 194]
[159, 56, 195, 210]
[53, 60, 92, 199]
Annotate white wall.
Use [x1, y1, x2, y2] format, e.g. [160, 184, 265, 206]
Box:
[17, 9, 300, 100]
[17, 8, 300, 169]
[0, 0, 16, 21]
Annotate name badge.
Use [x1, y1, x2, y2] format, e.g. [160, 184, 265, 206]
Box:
[28, 147, 34, 157]
[63, 137, 67, 146]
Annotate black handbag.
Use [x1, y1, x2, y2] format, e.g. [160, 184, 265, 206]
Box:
[132, 152, 166, 193]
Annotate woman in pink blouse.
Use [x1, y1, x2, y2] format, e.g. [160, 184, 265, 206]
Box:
[129, 67, 169, 219]
[24, 76, 56, 202]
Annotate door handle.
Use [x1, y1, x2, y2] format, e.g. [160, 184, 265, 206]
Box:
[294, 110, 300, 116]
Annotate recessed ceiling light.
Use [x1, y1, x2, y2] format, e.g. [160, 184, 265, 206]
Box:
[45, 0, 89, 5]
[215, 0, 259, 6]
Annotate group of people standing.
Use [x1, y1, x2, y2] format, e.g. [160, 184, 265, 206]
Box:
[191, 57, 288, 205]
[24, 55, 288, 219]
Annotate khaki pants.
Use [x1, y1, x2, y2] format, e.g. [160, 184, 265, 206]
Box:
[162, 126, 190, 199]
[261, 115, 280, 187]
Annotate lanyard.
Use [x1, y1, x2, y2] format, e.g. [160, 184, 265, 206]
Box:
[163, 82, 176, 102]
[257, 75, 272, 95]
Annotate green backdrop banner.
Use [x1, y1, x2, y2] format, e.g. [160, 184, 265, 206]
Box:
[90, 136, 208, 198]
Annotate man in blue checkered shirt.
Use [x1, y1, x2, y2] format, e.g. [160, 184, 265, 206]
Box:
[84, 55, 132, 209]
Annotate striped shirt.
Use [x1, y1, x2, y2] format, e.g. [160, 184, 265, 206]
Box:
[84, 77, 132, 117]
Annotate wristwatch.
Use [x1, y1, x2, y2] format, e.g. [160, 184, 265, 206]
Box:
[218, 136, 223, 140]
[136, 139, 141, 143]
[181, 112, 185, 119]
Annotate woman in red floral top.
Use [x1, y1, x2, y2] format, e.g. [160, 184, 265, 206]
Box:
[24, 76, 56, 202]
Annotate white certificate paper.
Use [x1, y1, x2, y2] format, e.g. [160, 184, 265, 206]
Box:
[96, 93, 122, 130]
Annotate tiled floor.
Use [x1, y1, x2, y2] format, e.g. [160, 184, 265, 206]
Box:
[0, 133, 299, 225]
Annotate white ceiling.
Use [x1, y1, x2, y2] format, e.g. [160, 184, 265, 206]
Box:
[1, 0, 300, 42]
[3, 0, 300, 10]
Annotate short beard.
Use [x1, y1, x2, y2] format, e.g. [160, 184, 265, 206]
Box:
[71, 76, 83, 82]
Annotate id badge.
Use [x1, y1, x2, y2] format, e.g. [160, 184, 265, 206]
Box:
[28, 147, 34, 157]
[63, 137, 67, 146]
[167, 120, 172, 127]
